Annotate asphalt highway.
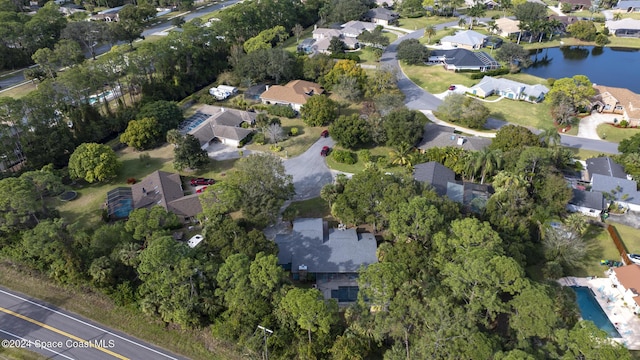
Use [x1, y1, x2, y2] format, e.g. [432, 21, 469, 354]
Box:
[0, 287, 188, 360]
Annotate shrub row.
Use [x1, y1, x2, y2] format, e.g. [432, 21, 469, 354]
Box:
[332, 149, 357, 164]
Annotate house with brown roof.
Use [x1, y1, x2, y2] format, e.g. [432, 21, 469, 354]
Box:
[610, 265, 640, 314]
[260, 80, 324, 111]
[131, 170, 203, 223]
[591, 85, 640, 127]
[190, 106, 255, 147]
[558, 0, 591, 10]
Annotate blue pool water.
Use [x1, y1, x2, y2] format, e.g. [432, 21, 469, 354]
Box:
[571, 286, 621, 338]
[112, 198, 133, 219]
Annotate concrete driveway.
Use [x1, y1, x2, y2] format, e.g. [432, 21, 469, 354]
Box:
[283, 136, 336, 201]
[578, 113, 618, 140]
[205, 142, 255, 160]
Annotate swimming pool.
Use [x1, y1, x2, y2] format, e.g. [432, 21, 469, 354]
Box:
[571, 286, 621, 338]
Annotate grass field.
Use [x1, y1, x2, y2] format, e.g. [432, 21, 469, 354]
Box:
[401, 64, 477, 93]
[285, 197, 332, 219]
[485, 97, 554, 129]
[568, 223, 640, 278]
[0, 347, 47, 360]
[596, 123, 640, 142]
[0, 262, 241, 360]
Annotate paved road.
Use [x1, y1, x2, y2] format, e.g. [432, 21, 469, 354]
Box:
[284, 136, 335, 201]
[0, 0, 240, 90]
[380, 23, 620, 154]
[0, 287, 186, 360]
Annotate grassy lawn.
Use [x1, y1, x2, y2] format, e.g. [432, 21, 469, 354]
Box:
[566, 223, 640, 277]
[401, 64, 477, 93]
[245, 118, 323, 157]
[325, 145, 397, 173]
[0, 82, 38, 99]
[285, 197, 332, 219]
[396, 16, 457, 31]
[0, 262, 241, 360]
[0, 347, 47, 360]
[596, 123, 640, 143]
[485, 98, 554, 129]
[565, 147, 611, 160]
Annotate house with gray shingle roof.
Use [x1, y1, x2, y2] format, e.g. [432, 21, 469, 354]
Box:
[364, 7, 399, 26]
[275, 218, 378, 302]
[440, 30, 487, 50]
[413, 161, 456, 196]
[587, 157, 628, 179]
[416, 123, 491, 152]
[616, 0, 640, 12]
[131, 170, 203, 223]
[468, 76, 549, 102]
[341, 20, 377, 38]
[567, 189, 606, 217]
[190, 106, 256, 147]
[428, 49, 499, 71]
[606, 18, 640, 37]
[591, 174, 640, 211]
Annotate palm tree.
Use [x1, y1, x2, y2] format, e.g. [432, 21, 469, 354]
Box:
[538, 127, 561, 148]
[564, 213, 588, 236]
[613, 12, 622, 21]
[458, 17, 467, 29]
[488, 20, 499, 34]
[424, 25, 437, 44]
[467, 3, 486, 30]
[389, 142, 415, 168]
[470, 148, 503, 184]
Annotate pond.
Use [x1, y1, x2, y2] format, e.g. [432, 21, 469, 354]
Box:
[522, 46, 640, 93]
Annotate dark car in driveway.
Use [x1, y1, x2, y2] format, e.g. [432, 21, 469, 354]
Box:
[191, 178, 215, 186]
[320, 146, 330, 157]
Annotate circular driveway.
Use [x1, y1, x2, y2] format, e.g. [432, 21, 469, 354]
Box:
[578, 113, 618, 140]
[283, 136, 336, 201]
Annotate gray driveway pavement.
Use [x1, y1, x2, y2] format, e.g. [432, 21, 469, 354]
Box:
[283, 136, 335, 201]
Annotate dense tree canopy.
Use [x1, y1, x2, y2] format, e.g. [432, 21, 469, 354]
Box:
[329, 114, 371, 149]
[396, 38, 429, 65]
[301, 95, 339, 126]
[68, 143, 119, 183]
[382, 108, 426, 147]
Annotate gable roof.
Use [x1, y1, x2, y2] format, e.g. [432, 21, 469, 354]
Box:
[416, 122, 491, 151]
[341, 20, 377, 36]
[275, 218, 378, 273]
[586, 156, 627, 179]
[132, 171, 184, 211]
[606, 18, 640, 31]
[569, 189, 605, 210]
[616, 0, 640, 9]
[593, 85, 640, 120]
[413, 161, 456, 196]
[494, 17, 521, 34]
[591, 174, 640, 205]
[429, 48, 498, 68]
[312, 27, 342, 39]
[365, 7, 399, 21]
[561, 0, 591, 6]
[470, 76, 549, 98]
[440, 30, 487, 46]
[260, 80, 324, 106]
[167, 194, 203, 218]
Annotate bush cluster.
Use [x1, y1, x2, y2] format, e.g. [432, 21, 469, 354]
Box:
[469, 67, 510, 79]
[330, 53, 361, 62]
[332, 149, 357, 164]
[266, 105, 297, 118]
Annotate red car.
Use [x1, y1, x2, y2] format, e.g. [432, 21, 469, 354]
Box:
[321, 129, 329, 138]
[196, 186, 208, 194]
[320, 146, 330, 157]
[448, 85, 456, 91]
[190, 178, 215, 186]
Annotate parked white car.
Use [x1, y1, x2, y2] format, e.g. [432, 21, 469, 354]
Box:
[628, 254, 640, 265]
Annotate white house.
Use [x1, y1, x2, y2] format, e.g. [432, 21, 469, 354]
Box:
[468, 76, 549, 102]
[440, 30, 487, 50]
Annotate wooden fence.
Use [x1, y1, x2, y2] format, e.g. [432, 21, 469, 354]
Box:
[606, 224, 632, 266]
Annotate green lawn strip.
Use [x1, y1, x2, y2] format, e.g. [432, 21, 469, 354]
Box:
[246, 118, 323, 157]
[0, 262, 240, 360]
[285, 197, 331, 219]
[565, 147, 611, 159]
[0, 347, 47, 360]
[0, 82, 38, 99]
[396, 16, 457, 31]
[596, 123, 640, 143]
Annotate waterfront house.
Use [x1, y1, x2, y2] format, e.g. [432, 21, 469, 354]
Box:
[468, 76, 549, 102]
[440, 30, 487, 50]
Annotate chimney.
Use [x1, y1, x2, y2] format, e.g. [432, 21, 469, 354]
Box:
[314, 24, 317, 30]
[266, 85, 270, 91]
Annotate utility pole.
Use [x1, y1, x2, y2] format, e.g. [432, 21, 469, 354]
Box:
[256, 325, 273, 360]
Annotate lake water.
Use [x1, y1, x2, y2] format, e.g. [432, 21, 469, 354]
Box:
[522, 46, 640, 93]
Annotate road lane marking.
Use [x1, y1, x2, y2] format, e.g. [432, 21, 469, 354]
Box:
[0, 289, 180, 359]
[0, 329, 75, 360]
[0, 306, 128, 360]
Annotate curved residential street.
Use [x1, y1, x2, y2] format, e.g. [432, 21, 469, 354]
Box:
[283, 136, 336, 201]
[380, 24, 620, 154]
